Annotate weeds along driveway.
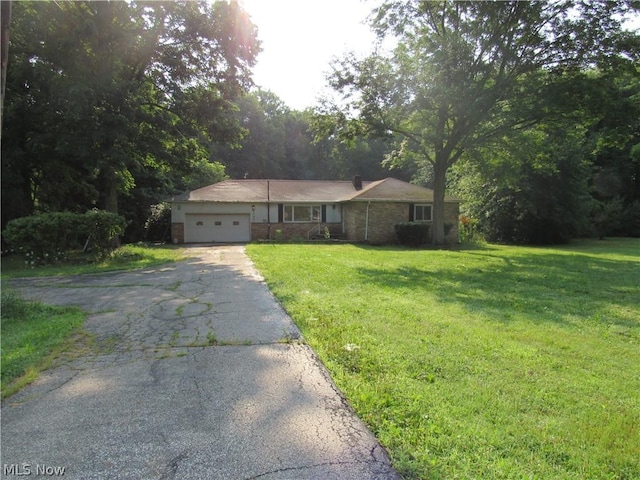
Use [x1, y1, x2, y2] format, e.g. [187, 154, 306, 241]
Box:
[2, 245, 399, 480]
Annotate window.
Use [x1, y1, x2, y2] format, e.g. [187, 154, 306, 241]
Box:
[414, 204, 432, 222]
[284, 205, 321, 223]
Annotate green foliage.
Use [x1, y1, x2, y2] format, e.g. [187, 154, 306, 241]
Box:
[458, 215, 483, 243]
[394, 222, 430, 246]
[621, 200, 640, 237]
[2, 0, 257, 235]
[591, 197, 626, 239]
[3, 210, 125, 264]
[1, 288, 85, 397]
[210, 90, 401, 182]
[248, 241, 640, 480]
[144, 203, 171, 242]
[2, 212, 81, 263]
[452, 122, 594, 244]
[325, 0, 637, 244]
[83, 210, 127, 256]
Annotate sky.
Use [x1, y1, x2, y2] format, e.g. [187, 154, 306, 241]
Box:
[240, 0, 377, 111]
[240, 1, 640, 111]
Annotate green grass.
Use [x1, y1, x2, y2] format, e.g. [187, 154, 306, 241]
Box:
[1, 289, 86, 398]
[1, 243, 187, 278]
[247, 238, 640, 480]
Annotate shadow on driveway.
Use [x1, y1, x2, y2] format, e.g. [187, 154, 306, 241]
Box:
[2, 245, 399, 479]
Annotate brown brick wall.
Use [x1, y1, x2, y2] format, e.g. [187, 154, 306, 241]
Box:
[344, 201, 460, 244]
[171, 223, 184, 244]
[344, 202, 409, 244]
[251, 222, 343, 241]
[444, 203, 460, 243]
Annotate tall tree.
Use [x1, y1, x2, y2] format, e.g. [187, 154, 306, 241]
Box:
[325, 0, 638, 243]
[1, 0, 10, 126]
[2, 1, 258, 231]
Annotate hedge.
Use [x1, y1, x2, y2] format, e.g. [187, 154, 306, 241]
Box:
[3, 210, 126, 264]
[394, 222, 430, 246]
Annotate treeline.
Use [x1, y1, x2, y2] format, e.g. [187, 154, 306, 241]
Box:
[0, 1, 404, 243]
[2, 1, 638, 245]
[449, 67, 640, 243]
[1, 1, 258, 242]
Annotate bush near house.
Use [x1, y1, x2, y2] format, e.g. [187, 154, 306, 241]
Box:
[144, 202, 171, 243]
[3, 210, 126, 264]
[394, 222, 430, 246]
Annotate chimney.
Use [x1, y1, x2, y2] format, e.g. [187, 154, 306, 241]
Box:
[353, 175, 362, 190]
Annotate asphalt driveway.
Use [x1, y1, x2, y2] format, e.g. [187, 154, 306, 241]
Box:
[2, 245, 399, 479]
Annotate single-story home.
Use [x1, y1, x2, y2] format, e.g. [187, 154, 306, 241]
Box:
[170, 176, 461, 244]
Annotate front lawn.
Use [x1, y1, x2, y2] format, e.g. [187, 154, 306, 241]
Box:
[1, 290, 85, 398]
[247, 239, 640, 480]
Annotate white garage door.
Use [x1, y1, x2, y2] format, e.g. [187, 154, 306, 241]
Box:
[185, 214, 251, 243]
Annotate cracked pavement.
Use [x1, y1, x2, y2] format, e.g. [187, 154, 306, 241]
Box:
[1, 245, 400, 479]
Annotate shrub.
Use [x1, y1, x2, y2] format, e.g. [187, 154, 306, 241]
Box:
[459, 215, 481, 243]
[394, 222, 430, 246]
[144, 202, 171, 242]
[3, 210, 126, 264]
[83, 210, 127, 257]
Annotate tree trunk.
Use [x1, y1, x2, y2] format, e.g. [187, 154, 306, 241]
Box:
[102, 175, 121, 247]
[1, 1, 11, 129]
[431, 156, 448, 245]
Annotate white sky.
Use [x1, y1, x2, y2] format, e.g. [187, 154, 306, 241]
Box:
[240, 1, 640, 111]
[241, 0, 377, 110]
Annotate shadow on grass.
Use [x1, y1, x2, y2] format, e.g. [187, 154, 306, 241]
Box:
[356, 245, 639, 331]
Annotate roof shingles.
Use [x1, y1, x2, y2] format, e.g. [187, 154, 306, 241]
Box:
[172, 178, 460, 203]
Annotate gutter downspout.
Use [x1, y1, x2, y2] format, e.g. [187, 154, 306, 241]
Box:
[267, 181, 271, 240]
[364, 201, 371, 241]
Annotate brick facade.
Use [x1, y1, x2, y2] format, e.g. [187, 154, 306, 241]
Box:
[171, 223, 184, 244]
[252, 222, 343, 241]
[344, 201, 459, 244]
[443, 202, 460, 243]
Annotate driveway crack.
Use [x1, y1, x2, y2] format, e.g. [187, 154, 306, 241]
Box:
[159, 450, 189, 480]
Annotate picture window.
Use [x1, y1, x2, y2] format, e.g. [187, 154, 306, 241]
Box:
[414, 204, 433, 222]
[284, 205, 321, 223]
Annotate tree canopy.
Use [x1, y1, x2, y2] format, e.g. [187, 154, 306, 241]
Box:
[3, 0, 638, 246]
[1, 0, 258, 238]
[325, 0, 639, 243]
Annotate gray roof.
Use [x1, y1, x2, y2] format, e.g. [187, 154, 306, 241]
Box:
[171, 178, 461, 203]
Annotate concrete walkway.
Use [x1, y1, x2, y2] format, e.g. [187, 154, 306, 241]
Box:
[2, 246, 399, 479]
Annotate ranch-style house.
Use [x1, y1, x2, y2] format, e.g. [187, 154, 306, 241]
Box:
[170, 176, 460, 244]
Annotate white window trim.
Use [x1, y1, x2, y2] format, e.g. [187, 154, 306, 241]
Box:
[284, 205, 321, 223]
[414, 204, 433, 223]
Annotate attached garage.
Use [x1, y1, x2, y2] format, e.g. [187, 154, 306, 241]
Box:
[184, 214, 250, 243]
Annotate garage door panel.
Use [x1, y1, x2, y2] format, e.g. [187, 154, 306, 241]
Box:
[185, 214, 250, 243]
